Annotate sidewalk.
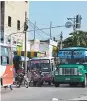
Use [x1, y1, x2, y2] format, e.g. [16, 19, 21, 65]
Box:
[68, 95, 87, 101]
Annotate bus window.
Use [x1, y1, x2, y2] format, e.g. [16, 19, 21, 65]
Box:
[1, 56, 8, 66]
[1, 46, 12, 65]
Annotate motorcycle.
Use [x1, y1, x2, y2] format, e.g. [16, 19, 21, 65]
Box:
[32, 71, 42, 87]
[15, 72, 29, 88]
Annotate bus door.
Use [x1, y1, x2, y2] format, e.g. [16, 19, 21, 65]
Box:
[50, 59, 56, 76]
[0, 45, 14, 86]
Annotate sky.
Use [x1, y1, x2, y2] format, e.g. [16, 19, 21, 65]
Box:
[29, 1, 87, 40]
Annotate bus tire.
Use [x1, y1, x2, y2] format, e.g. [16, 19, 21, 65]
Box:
[33, 81, 36, 86]
[55, 82, 60, 87]
[48, 81, 51, 85]
[82, 75, 87, 88]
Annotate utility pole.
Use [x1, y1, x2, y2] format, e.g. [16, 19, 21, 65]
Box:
[73, 17, 76, 32]
[34, 21, 36, 40]
[24, 12, 28, 75]
[67, 15, 82, 46]
[60, 31, 63, 49]
[50, 21, 52, 39]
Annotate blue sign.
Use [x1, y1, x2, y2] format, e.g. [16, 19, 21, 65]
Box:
[58, 51, 72, 58]
[58, 50, 87, 59]
[73, 51, 87, 58]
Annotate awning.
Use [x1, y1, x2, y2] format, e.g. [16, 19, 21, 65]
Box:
[13, 56, 29, 61]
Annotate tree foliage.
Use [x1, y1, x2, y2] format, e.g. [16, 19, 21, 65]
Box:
[63, 31, 87, 48]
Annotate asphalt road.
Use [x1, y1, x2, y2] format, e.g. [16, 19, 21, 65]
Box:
[1, 84, 87, 101]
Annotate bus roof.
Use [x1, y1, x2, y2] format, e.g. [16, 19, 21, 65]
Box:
[31, 57, 54, 60]
[60, 47, 87, 51]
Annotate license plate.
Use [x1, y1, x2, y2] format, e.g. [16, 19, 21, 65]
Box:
[65, 78, 70, 80]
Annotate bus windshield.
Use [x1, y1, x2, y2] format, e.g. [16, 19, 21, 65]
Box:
[30, 59, 50, 72]
[40, 63, 50, 72]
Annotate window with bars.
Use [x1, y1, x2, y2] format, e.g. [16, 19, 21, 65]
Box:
[8, 16, 11, 27]
[17, 20, 20, 30]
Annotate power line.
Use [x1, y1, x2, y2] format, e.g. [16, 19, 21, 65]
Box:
[1, 20, 65, 41]
[29, 25, 46, 40]
[29, 20, 51, 37]
[29, 21, 47, 40]
[28, 24, 65, 32]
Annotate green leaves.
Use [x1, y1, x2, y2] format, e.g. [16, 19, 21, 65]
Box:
[63, 31, 87, 48]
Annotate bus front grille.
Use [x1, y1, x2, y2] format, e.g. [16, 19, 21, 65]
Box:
[59, 68, 78, 75]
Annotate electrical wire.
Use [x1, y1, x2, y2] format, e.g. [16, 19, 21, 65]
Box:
[29, 26, 46, 40]
[29, 20, 51, 37]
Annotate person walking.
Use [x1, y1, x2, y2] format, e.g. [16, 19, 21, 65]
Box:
[27, 70, 32, 86]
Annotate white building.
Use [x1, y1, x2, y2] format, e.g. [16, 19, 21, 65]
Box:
[29, 39, 58, 57]
[29, 39, 40, 52]
[0, 1, 29, 51]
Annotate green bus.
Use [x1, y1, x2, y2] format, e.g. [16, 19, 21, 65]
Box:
[54, 47, 87, 87]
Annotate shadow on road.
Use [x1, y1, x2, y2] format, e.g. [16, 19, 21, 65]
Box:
[27, 83, 86, 88]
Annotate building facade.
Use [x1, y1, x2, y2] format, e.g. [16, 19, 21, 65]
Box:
[40, 40, 57, 57]
[28, 39, 58, 57]
[0, 1, 29, 51]
[0, 2, 1, 39]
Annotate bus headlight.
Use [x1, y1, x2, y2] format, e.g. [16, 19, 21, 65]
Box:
[78, 68, 82, 75]
[78, 72, 82, 75]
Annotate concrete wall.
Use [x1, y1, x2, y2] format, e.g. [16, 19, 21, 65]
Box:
[40, 41, 49, 53]
[30, 39, 40, 51]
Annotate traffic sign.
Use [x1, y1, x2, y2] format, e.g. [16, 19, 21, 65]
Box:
[65, 21, 72, 28]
